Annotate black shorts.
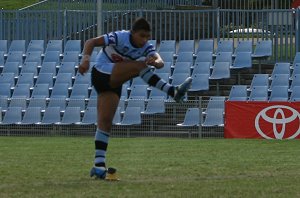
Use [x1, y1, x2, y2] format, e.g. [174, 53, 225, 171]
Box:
[91, 67, 122, 98]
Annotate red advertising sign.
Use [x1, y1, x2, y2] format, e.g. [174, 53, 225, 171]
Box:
[225, 101, 300, 139]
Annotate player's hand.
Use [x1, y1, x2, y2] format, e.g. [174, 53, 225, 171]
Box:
[145, 56, 163, 69]
[78, 61, 90, 75]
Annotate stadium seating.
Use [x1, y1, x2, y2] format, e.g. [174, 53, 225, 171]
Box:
[114, 106, 141, 126]
[252, 40, 272, 58]
[196, 39, 214, 54]
[177, 40, 195, 53]
[177, 108, 201, 127]
[228, 85, 248, 101]
[1, 107, 22, 124]
[21, 107, 42, 124]
[143, 98, 165, 114]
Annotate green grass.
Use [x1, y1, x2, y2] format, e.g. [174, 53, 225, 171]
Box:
[1, 0, 39, 10]
[1, 137, 300, 198]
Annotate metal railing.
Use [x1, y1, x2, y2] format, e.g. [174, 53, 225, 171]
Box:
[1, 8, 298, 62]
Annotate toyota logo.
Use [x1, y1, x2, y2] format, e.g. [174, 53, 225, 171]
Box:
[255, 105, 300, 139]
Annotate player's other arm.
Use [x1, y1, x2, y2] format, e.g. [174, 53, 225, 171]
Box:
[79, 36, 105, 75]
[145, 52, 164, 69]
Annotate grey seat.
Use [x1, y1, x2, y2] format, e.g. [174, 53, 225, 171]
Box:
[21, 62, 38, 75]
[12, 84, 31, 98]
[177, 40, 195, 53]
[50, 83, 69, 98]
[81, 107, 97, 125]
[41, 107, 61, 124]
[231, 52, 252, 69]
[16, 73, 34, 87]
[8, 40, 26, 53]
[25, 51, 42, 65]
[189, 73, 209, 92]
[114, 106, 141, 125]
[249, 86, 268, 101]
[70, 84, 89, 99]
[39, 62, 57, 75]
[2, 62, 19, 77]
[1, 107, 22, 124]
[177, 107, 201, 127]
[59, 107, 81, 124]
[216, 40, 233, 54]
[26, 40, 44, 53]
[228, 85, 248, 101]
[202, 108, 224, 127]
[31, 84, 49, 98]
[143, 98, 165, 114]
[269, 86, 289, 101]
[45, 40, 63, 54]
[0, 83, 12, 98]
[210, 62, 230, 80]
[21, 107, 42, 124]
[0, 73, 15, 87]
[158, 40, 176, 54]
[35, 73, 54, 88]
[196, 39, 214, 54]
[252, 40, 272, 58]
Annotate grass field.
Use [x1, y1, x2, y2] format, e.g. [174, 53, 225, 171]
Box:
[1, 137, 300, 198]
[1, 0, 39, 10]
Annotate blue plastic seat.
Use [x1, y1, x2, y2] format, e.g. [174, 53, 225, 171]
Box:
[290, 74, 300, 91]
[57, 62, 76, 76]
[194, 51, 213, 64]
[41, 107, 61, 124]
[206, 96, 225, 111]
[214, 52, 233, 65]
[81, 107, 97, 125]
[1, 107, 22, 124]
[48, 96, 67, 111]
[64, 40, 81, 53]
[67, 97, 86, 111]
[175, 52, 194, 63]
[252, 40, 272, 58]
[70, 84, 89, 99]
[6, 51, 23, 64]
[73, 73, 91, 86]
[249, 86, 268, 101]
[27, 40, 44, 53]
[0, 40, 8, 53]
[35, 73, 54, 88]
[54, 73, 72, 87]
[2, 62, 19, 77]
[16, 73, 34, 87]
[249, 74, 269, 90]
[21, 107, 42, 124]
[143, 98, 165, 114]
[233, 40, 252, 55]
[177, 40, 195, 53]
[126, 99, 145, 113]
[158, 40, 176, 53]
[39, 62, 57, 75]
[189, 74, 209, 91]
[289, 86, 300, 101]
[192, 62, 211, 76]
[170, 73, 190, 86]
[43, 50, 60, 65]
[0, 73, 15, 87]
[31, 84, 49, 98]
[50, 83, 69, 99]
[28, 97, 47, 110]
[21, 62, 38, 75]
[269, 86, 289, 101]
[269, 74, 290, 90]
[12, 84, 31, 98]
[114, 106, 141, 126]
[196, 39, 214, 53]
[128, 85, 148, 100]
[60, 107, 81, 124]
[270, 62, 291, 80]
[62, 51, 80, 64]
[171, 61, 191, 76]
[9, 40, 26, 53]
[45, 40, 63, 54]
[216, 40, 233, 54]
[148, 88, 168, 100]
[231, 52, 252, 69]
[177, 108, 201, 127]
[202, 108, 224, 127]
[25, 51, 42, 65]
[228, 85, 248, 101]
[0, 83, 11, 98]
[209, 62, 230, 80]
[9, 97, 27, 110]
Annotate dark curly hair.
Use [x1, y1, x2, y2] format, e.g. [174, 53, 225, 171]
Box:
[131, 17, 151, 32]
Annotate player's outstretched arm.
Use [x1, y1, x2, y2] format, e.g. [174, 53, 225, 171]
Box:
[79, 36, 105, 75]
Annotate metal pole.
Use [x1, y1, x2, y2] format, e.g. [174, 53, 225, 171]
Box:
[97, 0, 103, 36]
[296, 8, 300, 52]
